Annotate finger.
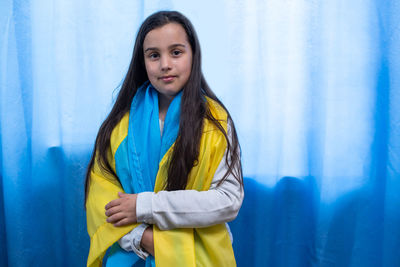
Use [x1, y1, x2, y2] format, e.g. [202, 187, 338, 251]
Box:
[105, 206, 122, 217]
[105, 198, 122, 210]
[113, 217, 131, 227]
[118, 192, 125, 198]
[106, 213, 126, 224]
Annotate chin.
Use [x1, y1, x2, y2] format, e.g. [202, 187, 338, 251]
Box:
[158, 86, 182, 95]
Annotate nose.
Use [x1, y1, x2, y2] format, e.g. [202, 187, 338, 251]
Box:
[160, 56, 172, 72]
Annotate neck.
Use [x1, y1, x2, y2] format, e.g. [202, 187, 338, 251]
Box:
[158, 94, 174, 121]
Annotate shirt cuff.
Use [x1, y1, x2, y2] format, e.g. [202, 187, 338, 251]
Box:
[117, 224, 150, 260]
[137, 192, 154, 224]
[131, 224, 150, 260]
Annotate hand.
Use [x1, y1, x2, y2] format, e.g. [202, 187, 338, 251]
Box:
[105, 192, 138, 227]
[140, 226, 154, 256]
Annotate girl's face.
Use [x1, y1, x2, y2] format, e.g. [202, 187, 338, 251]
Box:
[143, 23, 193, 101]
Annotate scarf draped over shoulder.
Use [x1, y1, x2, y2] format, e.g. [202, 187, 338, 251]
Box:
[86, 82, 236, 267]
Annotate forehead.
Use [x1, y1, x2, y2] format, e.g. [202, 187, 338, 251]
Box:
[143, 23, 189, 49]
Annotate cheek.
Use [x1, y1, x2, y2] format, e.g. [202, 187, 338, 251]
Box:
[145, 62, 157, 77]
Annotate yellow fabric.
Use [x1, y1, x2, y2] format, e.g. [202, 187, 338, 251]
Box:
[86, 113, 135, 267]
[86, 99, 236, 267]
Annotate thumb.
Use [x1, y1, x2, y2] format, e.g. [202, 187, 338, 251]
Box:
[118, 192, 125, 198]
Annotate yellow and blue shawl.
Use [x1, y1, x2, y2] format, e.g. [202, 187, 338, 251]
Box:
[86, 82, 236, 267]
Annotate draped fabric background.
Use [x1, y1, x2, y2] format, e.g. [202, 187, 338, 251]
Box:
[1, 0, 399, 266]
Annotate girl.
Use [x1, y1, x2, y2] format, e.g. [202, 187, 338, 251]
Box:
[85, 11, 243, 267]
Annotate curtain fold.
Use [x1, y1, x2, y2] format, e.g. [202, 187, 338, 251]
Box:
[1, 0, 399, 266]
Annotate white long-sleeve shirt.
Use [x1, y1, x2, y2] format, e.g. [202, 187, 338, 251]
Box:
[118, 121, 243, 259]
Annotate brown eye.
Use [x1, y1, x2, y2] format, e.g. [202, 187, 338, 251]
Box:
[172, 50, 182, 56]
[148, 52, 159, 59]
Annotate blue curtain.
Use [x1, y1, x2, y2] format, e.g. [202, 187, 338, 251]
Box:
[1, 0, 399, 266]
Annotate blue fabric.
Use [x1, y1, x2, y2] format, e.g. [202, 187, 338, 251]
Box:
[127, 81, 181, 193]
[1, 1, 400, 267]
[105, 82, 181, 267]
[103, 243, 142, 267]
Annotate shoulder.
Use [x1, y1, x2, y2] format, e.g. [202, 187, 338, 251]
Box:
[110, 112, 130, 155]
[205, 97, 228, 123]
[203, 97, 229, 139]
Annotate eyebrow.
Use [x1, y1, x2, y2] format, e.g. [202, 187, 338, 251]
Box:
[144, 43, 186, 53]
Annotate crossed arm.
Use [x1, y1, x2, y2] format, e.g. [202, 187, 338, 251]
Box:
[105, 170, 243, 256]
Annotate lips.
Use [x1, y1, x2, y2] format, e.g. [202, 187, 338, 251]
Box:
[160, 75, 176, 82]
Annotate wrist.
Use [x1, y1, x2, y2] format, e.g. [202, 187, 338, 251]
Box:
[140, 226, 153, 252]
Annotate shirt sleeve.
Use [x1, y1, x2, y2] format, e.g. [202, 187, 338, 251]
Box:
[136, 122, 244, 230]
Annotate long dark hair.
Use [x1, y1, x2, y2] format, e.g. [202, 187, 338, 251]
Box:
[85, 11, 242, 202]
